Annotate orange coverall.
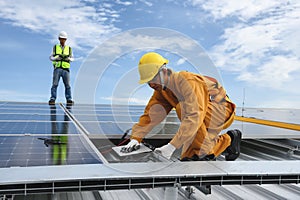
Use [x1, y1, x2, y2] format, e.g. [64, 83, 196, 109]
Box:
[131, 71, 235, 159]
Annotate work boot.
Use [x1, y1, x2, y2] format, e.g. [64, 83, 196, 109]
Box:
[225, 129, 242, 161]
[48, 99, 55, 105]
[66, 99, 74, 106]
[181, 154, 216, 162]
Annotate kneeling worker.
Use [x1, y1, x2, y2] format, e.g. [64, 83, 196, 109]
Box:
[121, 52, 242, 161]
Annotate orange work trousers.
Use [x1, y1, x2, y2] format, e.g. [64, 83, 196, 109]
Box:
[180, 101, 233, 159]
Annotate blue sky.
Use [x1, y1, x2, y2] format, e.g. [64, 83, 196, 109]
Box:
[0, 0, 300, 108]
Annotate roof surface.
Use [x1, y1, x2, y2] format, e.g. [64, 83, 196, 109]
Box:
[0, 101, 300, 199]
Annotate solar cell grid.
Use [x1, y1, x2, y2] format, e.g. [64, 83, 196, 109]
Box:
[80, 121, 179, 135]
[73, 115, 141, 122]
[0, 108, 66, 114]
[0, 135, 102, 168]
[0, 113, 71, 121]
[0, 102, 103, 168]
[236, 107, 300, 125]
[0, 121, 79, 135]
[228, 121, 300, 139]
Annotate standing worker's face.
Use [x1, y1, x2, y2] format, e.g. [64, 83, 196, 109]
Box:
[59, 38, 67, 46]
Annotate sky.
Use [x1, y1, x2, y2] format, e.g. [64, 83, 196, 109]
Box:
[0, 0, 300, 109]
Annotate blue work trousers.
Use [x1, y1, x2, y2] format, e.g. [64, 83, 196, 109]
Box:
[50, 68, 72, 100]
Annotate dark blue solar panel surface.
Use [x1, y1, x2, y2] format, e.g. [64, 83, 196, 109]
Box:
[70, 104, 180, 135]
[0, 106, 66, 114]
[80, 122, 179, 135]
[0, 121, 79, 135]
[2, 101, 298, 169]
[0, 102, 103, 168]
[0, 135, 101, 167]
[74, 115, 141, 122]
[0, 113, 71, 121]
[70, 103, 300, 139]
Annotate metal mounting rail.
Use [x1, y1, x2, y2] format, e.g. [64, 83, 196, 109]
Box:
[59, 103, 109, 164]
[0, 161, 300, 195]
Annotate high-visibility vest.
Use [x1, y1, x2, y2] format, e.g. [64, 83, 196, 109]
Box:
[52, 44, 71, 69]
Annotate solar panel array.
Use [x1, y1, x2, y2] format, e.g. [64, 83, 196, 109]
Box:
[69, 103, 300, 139]
[1, 101, 299, 169]
[0, 102, 102, 168]
[71, 104, 180, 135]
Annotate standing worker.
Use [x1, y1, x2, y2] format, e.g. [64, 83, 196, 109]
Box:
[121, 52, 242, 161]
[48, 31, 74, 105]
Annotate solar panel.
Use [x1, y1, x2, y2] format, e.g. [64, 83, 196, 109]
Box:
[236, 107, 300, 125]
[74, 115, 141, 122]
[227, 121, 300, 139]
[0, 135, 102, 168]
[1, 101, 300, 197]
[77, 121, 179, 135]
[0, 121, 80, 135]
[69, 104, 180, 136]
[0, 113, 70, 121]
[0, 102, 103, 168]
[0, 107, 66, 114]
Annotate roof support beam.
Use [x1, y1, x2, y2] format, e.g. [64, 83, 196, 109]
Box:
[1, 161, 300, 195]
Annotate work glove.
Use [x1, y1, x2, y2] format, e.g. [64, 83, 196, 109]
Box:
[120, 139, 140, 153]
[155, 143, 176, 159]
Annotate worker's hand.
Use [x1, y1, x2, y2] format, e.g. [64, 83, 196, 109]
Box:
[154, 143, 176, 159]
[60, 55, 70, 61]
[55, 56, 62, 61]
[120, 139, 140, 153]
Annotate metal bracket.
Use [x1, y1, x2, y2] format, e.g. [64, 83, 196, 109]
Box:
[195, 185, 211, 195]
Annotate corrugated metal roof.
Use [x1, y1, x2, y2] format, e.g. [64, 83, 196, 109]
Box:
[1, 102, 300, 200]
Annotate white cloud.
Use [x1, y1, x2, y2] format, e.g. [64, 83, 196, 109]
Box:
[91, 31, 199, 57]
[176, 58, 186, 65]
[139, 0, 153, 7]
[0, 0, 124, 52]
[189, 0, 300, 92]
[191, 0, 281, 20]
[116, 0, 132, 6]
[237, 56, 300, 89]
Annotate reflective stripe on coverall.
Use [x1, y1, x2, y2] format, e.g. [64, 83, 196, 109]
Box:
[131, 71, 236, 159]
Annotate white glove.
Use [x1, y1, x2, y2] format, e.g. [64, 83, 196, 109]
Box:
[120, 139, 140, 153]
[155, 143, 176, 159]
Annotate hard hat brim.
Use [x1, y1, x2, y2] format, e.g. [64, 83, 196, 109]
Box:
[139, 73, 157, 84]
[138, 63, 161, 84]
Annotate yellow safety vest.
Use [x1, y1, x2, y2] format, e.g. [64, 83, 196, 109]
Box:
[52, 44, 71, 69]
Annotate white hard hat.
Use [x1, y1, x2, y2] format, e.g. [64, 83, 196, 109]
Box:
[58, 31, 68, 39]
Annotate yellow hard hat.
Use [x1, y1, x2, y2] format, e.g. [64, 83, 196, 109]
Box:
[138, 52, 169, 84]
